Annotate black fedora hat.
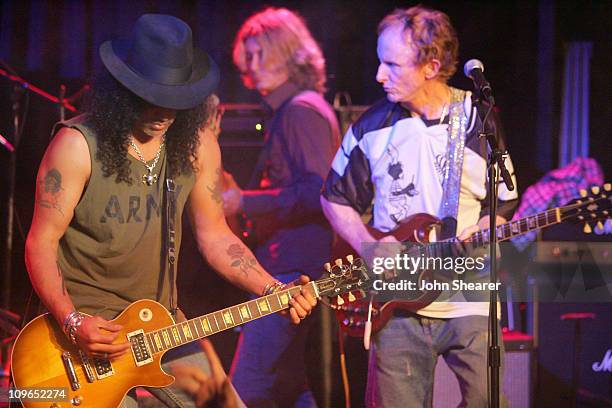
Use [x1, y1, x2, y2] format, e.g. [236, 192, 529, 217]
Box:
[99, 14, 219, 110]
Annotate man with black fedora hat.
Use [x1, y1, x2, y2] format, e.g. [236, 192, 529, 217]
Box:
[24, 14, 316, 407]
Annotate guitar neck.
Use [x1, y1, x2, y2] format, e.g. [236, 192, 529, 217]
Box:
[466, 207, 562, 246]
[144, 284, 313, 354]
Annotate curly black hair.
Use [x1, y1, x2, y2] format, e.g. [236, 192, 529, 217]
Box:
[88, 72, 215, 184]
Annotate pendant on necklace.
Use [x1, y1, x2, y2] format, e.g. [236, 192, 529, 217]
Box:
[142, 171, 158, 186]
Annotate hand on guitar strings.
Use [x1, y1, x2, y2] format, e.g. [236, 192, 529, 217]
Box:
[457, 224, 481, 241]
[363, 235, 403, 280]
[279, 275, 318, 324]
[75, 315, 130, 360]
[457, 215, 506, 241]
[171, 339, 239, 408]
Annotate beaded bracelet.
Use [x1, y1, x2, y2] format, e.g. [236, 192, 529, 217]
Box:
[62, 310, 84, 345]
[262, 280, 285, 296]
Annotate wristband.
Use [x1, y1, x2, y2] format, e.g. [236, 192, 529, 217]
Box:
[262, 280, 285, 296]
[62, 310, 84, 345]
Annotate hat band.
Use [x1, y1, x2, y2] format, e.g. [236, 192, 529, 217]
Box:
[127, 51, 193, 85]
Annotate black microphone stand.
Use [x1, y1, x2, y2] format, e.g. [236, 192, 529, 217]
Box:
[1, 84, 23, 311]
[475, 89, 514, 408]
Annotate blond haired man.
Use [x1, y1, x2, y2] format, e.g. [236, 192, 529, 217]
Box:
[223, 7, 340, 408]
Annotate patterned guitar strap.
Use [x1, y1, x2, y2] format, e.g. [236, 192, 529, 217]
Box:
[439, 87, 468, 239]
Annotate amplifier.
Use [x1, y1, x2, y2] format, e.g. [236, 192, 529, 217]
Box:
[535, 303, 612, 407]
[433, 332, 534, 408]
[217, 103, 266, 187]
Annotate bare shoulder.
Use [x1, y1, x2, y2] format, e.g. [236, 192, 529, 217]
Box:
[31, 126, 91, 224]
[38, 126, 91, 196]
[45, 127, 91, 171]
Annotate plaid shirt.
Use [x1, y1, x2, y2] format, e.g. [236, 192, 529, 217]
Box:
[511, 157, 604, 251]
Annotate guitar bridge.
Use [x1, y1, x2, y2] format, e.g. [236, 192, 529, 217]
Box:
[78, 350, 96, 383]
[127, 329, 153, 366]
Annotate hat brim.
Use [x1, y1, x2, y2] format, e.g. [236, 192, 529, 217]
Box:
[100, 40, 219, 110]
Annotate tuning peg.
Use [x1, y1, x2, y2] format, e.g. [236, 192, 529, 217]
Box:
[348, 292, 356, 302]
[335, 259, 343, 267]
[336, 295, 345, 305]
[591, 186, 600, 195]
[580, 189, 588, 197]
[583, 223, 592, 234]
[346, 254, 354, 264]
[323, 262, 331, 272]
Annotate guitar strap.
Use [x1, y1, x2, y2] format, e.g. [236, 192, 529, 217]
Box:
[439, 87, 468, 239]
[164, 175, 178, 317]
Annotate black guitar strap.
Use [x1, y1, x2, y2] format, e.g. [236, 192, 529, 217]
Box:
[165, 176, 178, 317]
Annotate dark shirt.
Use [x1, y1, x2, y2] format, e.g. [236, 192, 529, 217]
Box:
[242, 81, 340, 276]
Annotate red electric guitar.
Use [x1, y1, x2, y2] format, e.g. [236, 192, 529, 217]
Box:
[335, 184, 611, 337]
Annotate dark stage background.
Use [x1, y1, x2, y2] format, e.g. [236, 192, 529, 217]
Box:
[0, 0, 610, 406]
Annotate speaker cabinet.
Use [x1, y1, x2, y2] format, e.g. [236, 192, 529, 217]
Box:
[433, 332, 534, 408]
[535, 303, 612, 407]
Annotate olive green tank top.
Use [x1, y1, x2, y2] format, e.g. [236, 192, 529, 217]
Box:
[56, 115, 196, 319]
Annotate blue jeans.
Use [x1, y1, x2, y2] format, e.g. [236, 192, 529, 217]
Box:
[365, 314, 506, 408]
[230, 271, 318, 408]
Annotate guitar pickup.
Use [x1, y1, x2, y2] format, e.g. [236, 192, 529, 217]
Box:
[127, 329, 153, 366]
[92, 357, 114, 379]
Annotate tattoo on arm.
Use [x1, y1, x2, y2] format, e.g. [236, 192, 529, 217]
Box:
[206, 168, 223, 205]
[227, 243, 261, 277]
[56, 261, 67, 296]
[37, 168, 65, 216]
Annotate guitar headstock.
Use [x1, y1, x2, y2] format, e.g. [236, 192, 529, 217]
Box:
[314, 255, 370, 305]
[562, 183, 611, 234]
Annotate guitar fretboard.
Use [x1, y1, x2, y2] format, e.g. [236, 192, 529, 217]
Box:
[423, 208, 562, 257]
[144, 284, 308, 354]
[469, 207, 561, 246]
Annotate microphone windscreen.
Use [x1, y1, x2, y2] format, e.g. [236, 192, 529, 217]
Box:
[464, 59, 484, 78]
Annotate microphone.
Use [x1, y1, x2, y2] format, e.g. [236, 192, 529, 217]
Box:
[463, 59, 493, 102]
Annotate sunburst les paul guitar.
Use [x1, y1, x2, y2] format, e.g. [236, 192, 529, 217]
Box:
[11, 256, 369, 408]
[335, 184, 611, 337]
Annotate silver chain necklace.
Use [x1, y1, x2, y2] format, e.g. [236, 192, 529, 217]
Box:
[129, 135, 165, 186]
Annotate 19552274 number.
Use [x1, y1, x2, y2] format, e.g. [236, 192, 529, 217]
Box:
[6, 387, 68, 402]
